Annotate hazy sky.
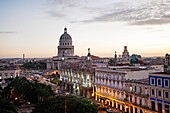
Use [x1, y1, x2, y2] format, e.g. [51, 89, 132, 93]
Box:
[0, 0, 170, 58]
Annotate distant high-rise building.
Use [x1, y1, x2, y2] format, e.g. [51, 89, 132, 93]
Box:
[58, 28, 74, 57]
[23, 54, 25, 63]
[122, 46, 130, 61]
[164, 53, 170, 73]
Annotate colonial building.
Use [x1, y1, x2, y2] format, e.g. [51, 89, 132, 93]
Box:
[95, 66, 157, 113]
[149, 73, 170, 113]
[125, 79, 153, 113]
[0, 65, 20, 88]
[60, 50, 95, 99]
[164, 53, 170, 73]
[0, 69, 20, 80]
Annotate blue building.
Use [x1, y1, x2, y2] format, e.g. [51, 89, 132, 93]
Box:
[149, 73, 170, 113]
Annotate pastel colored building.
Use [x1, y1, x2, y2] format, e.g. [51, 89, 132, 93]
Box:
[149, 73, 170, 113]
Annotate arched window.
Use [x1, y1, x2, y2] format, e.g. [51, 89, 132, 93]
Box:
[5, 73, 8, 79]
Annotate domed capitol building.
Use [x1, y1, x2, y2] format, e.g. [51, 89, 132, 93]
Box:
[47, 27, 78, 70]
[58, 28, 74, 57]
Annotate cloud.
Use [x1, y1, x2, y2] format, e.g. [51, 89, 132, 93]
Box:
[46, 0, 83, 20]
[46, 0, 170, 25]
[81, 0, 170, 25]
[0, 31, 17, 34]
[46, 10, 67, 18]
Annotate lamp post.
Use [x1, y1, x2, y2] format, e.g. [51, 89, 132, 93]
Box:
[61, 51, 65, 90]
[61, 51, 67, 113]
[64, 93, 67, 113]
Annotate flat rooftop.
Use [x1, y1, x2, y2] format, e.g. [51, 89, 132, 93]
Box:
[150, 72, 170, 75]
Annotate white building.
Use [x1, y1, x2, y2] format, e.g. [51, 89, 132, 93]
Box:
[0, 67, 20, 88]
[58, 27, 74, 57]
[95, 66, 157, 113]
[0, 70, 20, 80]
[46, 27, 77, 70]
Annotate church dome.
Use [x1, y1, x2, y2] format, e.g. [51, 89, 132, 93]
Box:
[59, 28, 72, 41]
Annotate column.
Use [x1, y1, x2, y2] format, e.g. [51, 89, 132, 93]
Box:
[133, 106, 136, 113]
[120, 104, 122, 111]
[116, 102, 118, 109]
[112, 101, 114, 107]
[95, 95, 98, 101]
[162, 102, 165, 113]
[108, 100, 110, 106]
[155, 101, 158, 111]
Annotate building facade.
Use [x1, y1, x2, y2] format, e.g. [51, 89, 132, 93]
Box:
[60, 53, 95, 99]
[149, 73, 170, 113]
[95, 67, 157, 113]
[0, 69, 20, 80]
[164, 54, 170, 73]
[125, 79, 152, 113]
[0, 65, 20, 88]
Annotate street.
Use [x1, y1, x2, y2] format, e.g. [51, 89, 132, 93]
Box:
[98, 111, 106, 113]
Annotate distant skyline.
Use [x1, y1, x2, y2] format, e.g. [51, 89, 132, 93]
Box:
[0, 0, 170, 58]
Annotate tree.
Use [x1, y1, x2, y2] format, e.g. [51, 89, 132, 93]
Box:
[32, 95, 98, 113]
[22, 62, 46, 70]
[2, 77, 54, 105]
[0, 99, 17, 113]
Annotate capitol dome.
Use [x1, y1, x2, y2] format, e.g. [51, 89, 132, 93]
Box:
[58, 28, 74, 57]
[59, 28, 73, 46]
[59, 28, 72, 41]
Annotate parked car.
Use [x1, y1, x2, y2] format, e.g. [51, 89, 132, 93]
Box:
[106, 108, 113, 113]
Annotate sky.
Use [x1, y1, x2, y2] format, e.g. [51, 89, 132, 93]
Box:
[0, 0, 170, 58]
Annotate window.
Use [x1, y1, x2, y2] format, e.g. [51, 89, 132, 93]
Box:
[152, 89, 155, 95]
[135, 97, 137, 104]
[140, 99, 142, 106]
[150, 78, 155, 85]
[130, 95, 132, 102]
[130, 85, 133, 92]
[165, 91, 169, 99]
[139, 87, 142, 93]
[135, 86, 137, 92]
[5, 73, 8, 78]
[145, 87, 148, 94]
[164, 79, 169, 88]
[157, 78, 162, 86]
[165, 105, 169, 113]
[158, 90, 162, 97]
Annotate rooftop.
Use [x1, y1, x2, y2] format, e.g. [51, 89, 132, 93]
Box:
[150, 72, 170, 75]
[0, 65, 19, 71]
